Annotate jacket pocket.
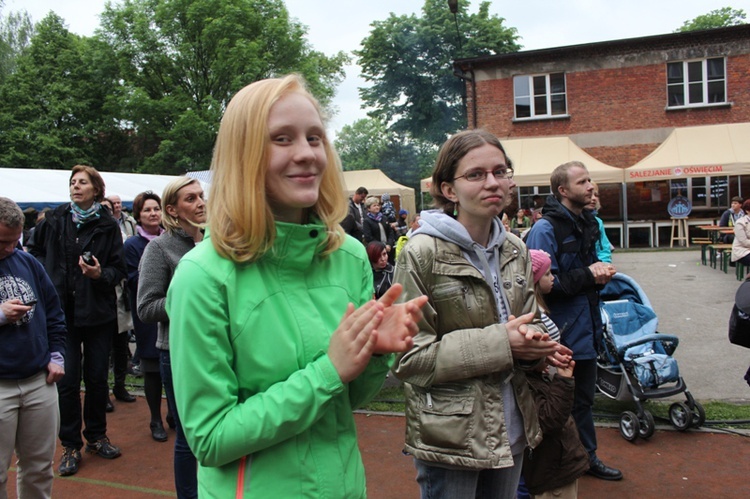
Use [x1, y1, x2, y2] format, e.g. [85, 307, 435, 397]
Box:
[431, 282, 474, 333]
[416, 384, 475, 454]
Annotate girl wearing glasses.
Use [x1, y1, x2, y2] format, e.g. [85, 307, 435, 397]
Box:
[392, 129, 570, 498]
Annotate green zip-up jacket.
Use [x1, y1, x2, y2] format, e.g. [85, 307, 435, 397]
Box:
[166, 221, 392, 498]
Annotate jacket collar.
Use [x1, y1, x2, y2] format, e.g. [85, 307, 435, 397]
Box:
[264, 219, 328, 270]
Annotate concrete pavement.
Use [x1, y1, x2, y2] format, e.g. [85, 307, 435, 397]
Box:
[610, 248, 749, 402]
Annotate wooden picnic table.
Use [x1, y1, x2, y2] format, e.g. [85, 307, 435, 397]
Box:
[697, 225, 733, 243]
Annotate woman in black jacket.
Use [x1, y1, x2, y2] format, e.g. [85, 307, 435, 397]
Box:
[366, 241, 394, 299]
[28, 165, 126, 477]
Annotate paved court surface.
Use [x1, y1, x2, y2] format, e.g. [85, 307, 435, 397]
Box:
[8, 406, 750, 498]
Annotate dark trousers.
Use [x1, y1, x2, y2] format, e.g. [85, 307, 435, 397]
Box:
[111, 330, 131, 390]
[58, 318, 117, 449]
[160, 350, 198, 499]
[572, 358, 598, 462]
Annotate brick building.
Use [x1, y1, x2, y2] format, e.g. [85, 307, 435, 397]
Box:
[453, 24, 750, 246]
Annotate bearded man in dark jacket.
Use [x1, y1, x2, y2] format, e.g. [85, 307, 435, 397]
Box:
[525, 161, 623, 481]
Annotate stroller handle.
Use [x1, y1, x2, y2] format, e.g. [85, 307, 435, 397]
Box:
[615, 333, 679, 357]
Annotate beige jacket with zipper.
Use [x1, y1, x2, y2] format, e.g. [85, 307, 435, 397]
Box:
[393, 230, 544, 469]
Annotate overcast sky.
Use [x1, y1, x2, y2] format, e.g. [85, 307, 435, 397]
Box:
[14, 0, 750, 135]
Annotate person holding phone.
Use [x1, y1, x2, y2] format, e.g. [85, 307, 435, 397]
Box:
[0, 197, 67, 498]
[28, 165, 127, 477]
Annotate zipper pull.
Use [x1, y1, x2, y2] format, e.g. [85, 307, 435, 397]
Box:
[426, 392, 433, 408]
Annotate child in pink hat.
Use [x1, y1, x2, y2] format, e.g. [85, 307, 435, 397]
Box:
[521, 250, 589, 498]
[529, 249, 559, 342]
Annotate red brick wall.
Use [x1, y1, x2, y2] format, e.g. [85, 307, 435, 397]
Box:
[466, 42, 750, 227]
[471, 53, 750, 162]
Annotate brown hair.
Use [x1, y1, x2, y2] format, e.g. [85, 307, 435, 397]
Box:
[132, 191, 162, 224]
[70, 165, 106, 203]
[430, 130, 512, 215]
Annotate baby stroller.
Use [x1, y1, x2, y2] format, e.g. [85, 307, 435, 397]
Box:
[595, 273, 705, 441]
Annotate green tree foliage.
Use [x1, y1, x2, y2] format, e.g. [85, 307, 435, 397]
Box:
[677, 7, 747, 32]
[356, 0, 520, 147]
[0, 14, 126, 169]
[335, 117, 436, 192]
[99, 0, 348, 174]
[335, 118, 390, 171]
[0, 0, 34, 83]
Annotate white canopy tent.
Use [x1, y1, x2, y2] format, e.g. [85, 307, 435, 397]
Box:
[342, 169, 416, 216]
[0, 168, 200, 210]
[625, 122, 750, 183]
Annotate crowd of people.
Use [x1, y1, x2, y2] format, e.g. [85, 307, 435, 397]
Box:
[14, 72, 740, 499]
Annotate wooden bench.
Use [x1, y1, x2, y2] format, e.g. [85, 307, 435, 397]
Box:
[707, 243, 733, 273]
[736, 262, 750, 281]
[692, 238, 713, 265]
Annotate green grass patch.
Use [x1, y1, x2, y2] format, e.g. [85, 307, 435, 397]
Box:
[363, 383, 750, 430]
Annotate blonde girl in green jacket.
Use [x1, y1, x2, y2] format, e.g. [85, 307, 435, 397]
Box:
[166, 75, 427, 499]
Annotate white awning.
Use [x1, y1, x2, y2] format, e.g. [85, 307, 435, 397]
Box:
[625, 123, 750, 182]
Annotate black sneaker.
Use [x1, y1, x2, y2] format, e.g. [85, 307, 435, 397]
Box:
[59, 447, 81, 476]
[85, 437, 122, 459]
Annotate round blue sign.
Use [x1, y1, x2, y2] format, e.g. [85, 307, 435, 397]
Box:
[667, 195, 692, 218]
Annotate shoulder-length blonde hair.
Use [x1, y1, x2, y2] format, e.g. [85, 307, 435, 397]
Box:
[208, 74, 347, 263]
[160, 177, 204, 234]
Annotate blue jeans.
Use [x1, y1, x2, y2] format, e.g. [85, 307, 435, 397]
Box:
[572, 358, 598, 462]
[58, 319, 115, 449]
[160, 350, 198, 499]
[415, 454, 524, 499]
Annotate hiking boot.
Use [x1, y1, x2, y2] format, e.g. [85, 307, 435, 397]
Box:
[85, 437, 122, 459]
[58, 447, 81, 476]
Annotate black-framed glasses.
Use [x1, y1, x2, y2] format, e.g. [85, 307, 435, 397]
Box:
[454, 167, 514, 182]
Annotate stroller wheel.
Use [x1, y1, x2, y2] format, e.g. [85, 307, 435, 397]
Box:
[669, 402, 691, 431]
[619, 411, 640, 442]
[638, 411, 655, 439]
[690, 401, 706, 428]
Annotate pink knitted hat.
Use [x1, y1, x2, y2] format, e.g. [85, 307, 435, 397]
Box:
[529, 249, 551, 284]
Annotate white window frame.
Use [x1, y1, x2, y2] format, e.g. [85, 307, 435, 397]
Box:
[669, 176, 728, 209]
[513, 73, 567, 120]
[666, 57, 727, 109]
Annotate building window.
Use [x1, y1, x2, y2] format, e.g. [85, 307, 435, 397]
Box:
[667, 57, 726, 108]
[513, 73, 567, 119]
[517, 186, 552, 211]
[669, 176, 728, 208]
